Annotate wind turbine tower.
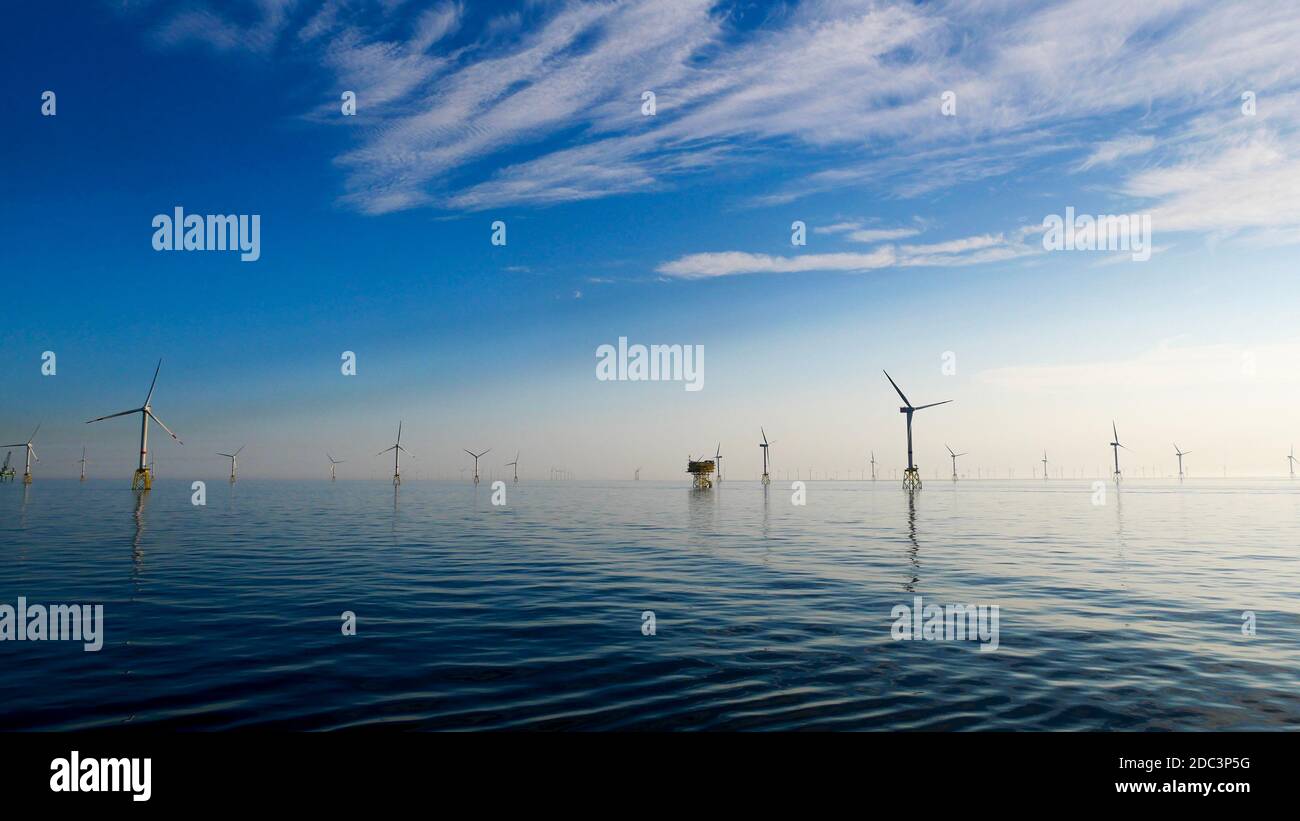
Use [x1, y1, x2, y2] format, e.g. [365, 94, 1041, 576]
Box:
[218, 446, 245, 483]
[465, 448, 491, 485]
[1109, 421, 1128, 483]
[1041, 451, 1049, 480]
[759, 428, 773, 485]
[506, 451, 519, 483]
[328, 453, 344, 481]
[946, 444, 966, 481]
[85, 360, 183, 491]
[870, 450, 877, 481]
[1174, 444, 1190, 480]
[377, 421, 412, 486]
[0, 426, 40, 485]
[80, 447, 87, 482]
[883, 371, 951, 491]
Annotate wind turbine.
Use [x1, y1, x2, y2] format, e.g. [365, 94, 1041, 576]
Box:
[1174, 444, 1190, 480]
[1288, 446, 1297, 479]
[377, 421, 412, 485]
[79, 447, 87, 481]
[505, 451, 519, 483]
[634, 467, 641, 481]
[0, 451, 13, 482]
[759, 428, 773, 485]
[0, 425, 40, 485]
[946, 444, 966, 481]
[869, 450, 877, 481]
[217, 446, 245, 483]
[85, 359, 183, 491]
[714, 443, 723, 482]
[327, 453, 344, 481]
[1041, 450, 1049, 480]
[465, 448, 491, 484]
[883, 371, 952, 491]
[1109, 421, 1128, 483]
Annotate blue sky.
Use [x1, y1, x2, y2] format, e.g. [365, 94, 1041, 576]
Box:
[3, 0, 1300, 479]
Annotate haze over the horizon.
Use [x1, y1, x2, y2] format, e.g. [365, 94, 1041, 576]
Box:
[3, 0, 1300, 480]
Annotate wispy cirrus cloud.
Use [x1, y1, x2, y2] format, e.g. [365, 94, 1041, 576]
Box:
[656, 226, 1040, 279]
[127, 0, 1300, 251]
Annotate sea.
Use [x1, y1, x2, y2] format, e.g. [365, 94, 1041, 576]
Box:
[2, 478, 1298, 730]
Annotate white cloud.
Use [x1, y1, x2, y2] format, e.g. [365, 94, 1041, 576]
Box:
[130, 0, 1300, 244]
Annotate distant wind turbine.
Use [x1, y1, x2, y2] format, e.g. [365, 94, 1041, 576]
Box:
[1041, 450, 1049, 480]
[1109, 421, 1128, 483]
[869, 450, 877, 481]
[377, 421, 412, 486]
[465, 448, 491, 484]
[1289, 445, 1297, 479]
[217, 445, 245, 483]
[759, 428, 774, 485]
[0, 425, 40, 485]
[1174, 444, 1190, 480]
[79, 447, 87, 482]
[327, 453, 345, 481]
[85, 359, 182, 491]
[946, 444, 966, 481]
[634, 467, 641, 481]
[883, 371, 951, 491]
[505, 451, 519, 483]
[714, 443, 723, 482]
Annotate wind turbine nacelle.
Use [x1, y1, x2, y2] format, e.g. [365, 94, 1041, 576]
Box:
[899, 407, 909, 413]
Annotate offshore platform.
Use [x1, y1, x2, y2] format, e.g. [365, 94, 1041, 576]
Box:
[686, 456, 716, 489]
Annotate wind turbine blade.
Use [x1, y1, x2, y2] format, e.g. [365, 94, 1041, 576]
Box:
[882, 370, 911, 406]
[396, 421, 402, 446]
[464, 449, 475, 458]
[1182, 451, 1190, 456]
[217, 453, 233, 458]
[86, 408, 142, 424]
[147, 411, 183, 444]
[233, 445, 245, 457]
[1112, 421, 1118, 441]
[946, 444, 954, 456]
[761, 427, 768, 445]
[29, 446, 38, 462]
[913, 400, 952, 411]
[0, 443, 26, 449]
[144, 359, 162, 406]
[28, 424, 41, 442]
[377, 446, 397, 456]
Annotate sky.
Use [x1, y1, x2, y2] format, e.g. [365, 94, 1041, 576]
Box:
[2, 0, 1300, 480]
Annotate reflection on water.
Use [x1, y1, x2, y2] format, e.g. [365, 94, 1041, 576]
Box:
[1, 478, 1299, 731]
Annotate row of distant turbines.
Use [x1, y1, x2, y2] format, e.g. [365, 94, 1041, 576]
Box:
[5, 364, 1300, 488]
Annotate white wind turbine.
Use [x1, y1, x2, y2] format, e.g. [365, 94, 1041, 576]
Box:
[1, 425, 40, 485]
[86, 360, 183, 491]
[1174, 444, 1190, 480]
[1288, 445, 1297, 479]
[328, 453, 344, 481]
[378, 421, 412, 485]
[217, 446, 244, 483]
[79, 447, 87, 481]
[883, 370, 951, 491]
[505, 451, 519, 483]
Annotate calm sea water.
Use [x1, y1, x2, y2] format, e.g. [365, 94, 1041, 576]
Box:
[2, 478, 1298, 731]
